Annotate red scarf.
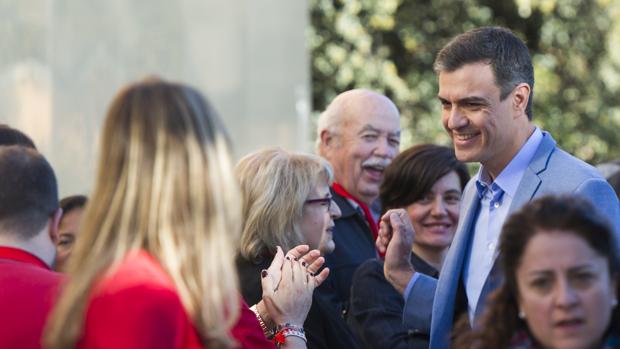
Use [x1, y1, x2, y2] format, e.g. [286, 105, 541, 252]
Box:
[332, 183, 379, 243]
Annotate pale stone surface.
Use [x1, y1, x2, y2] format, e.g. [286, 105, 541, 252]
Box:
[0, 0, 310, 197]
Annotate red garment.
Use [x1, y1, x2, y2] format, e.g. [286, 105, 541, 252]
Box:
[0, 246, 63, 349]
[332, 183, 379, 242]
[78, 250, 274, 349]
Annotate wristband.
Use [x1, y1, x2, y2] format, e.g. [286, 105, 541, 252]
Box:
[272, 324, 306, 347]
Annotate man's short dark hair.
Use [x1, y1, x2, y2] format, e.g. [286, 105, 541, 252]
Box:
[0, 124, 37, 149]
[0, 146, 58, 239]
[434, 26, 535, 120]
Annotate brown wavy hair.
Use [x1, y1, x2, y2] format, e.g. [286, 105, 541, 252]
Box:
[453, 195, 620, 348]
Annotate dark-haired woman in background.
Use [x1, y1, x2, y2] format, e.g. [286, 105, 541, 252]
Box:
[55, 195, 87, 271]
[348, 144, 469, 349]
[453, 195, 619, 349]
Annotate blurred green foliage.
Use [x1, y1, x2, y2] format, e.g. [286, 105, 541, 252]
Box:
[310, 0, 620, 164]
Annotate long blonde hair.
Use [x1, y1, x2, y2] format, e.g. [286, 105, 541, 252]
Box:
[44, 78, 241, 349]
[236, 148, 333, 261]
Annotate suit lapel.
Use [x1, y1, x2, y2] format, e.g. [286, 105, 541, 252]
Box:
[508, 132, 556, 215]
[431, 180, 480, 341]
[475, 132, 557, 319]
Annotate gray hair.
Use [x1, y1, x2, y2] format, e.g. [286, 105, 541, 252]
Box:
[236, 147, 334, 261]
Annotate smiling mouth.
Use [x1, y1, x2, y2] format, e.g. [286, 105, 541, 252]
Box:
[423, 223, 451, 227]
[363, 164, 385, 172]
[453, 132, 479, 141]
[362, 165, 385, 181]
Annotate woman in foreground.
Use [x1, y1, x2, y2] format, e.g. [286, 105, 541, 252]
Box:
[44, 78, 324, 349]
[453, 195, 620, 349]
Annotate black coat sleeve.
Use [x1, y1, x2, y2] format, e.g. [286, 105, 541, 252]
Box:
[348, 259, 430, 349]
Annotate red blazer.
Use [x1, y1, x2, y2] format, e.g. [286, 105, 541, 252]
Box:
[0, 246, 62, 349]
[78, 250, 274, 349]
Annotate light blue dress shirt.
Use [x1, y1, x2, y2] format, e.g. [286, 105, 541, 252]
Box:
[463, 127, 543, 321]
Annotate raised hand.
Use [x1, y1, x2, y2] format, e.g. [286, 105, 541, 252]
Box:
[378, 209, 416, 295]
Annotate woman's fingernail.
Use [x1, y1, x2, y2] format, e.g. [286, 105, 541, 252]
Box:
[261, 270, 268, 278]
[285, 255, 291, 260]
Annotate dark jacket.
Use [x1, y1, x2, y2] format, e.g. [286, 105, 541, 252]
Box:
[236, 255, 362, 349]
[348, 253, 438, 349]
[323, 188, 377, 313]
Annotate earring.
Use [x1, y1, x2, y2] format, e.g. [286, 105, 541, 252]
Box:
[518, 310, 526, 319]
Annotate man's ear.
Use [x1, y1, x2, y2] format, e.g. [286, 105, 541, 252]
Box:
[512, 83, 531, 118]
[320, 129, 332, 148]
[320, 129, 339, 152]
[49, 207, 63, 244]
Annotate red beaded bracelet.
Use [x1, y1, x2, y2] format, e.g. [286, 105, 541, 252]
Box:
[272, 324, 306, 348]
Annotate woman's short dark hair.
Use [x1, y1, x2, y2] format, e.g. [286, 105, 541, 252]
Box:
[453, 195, 620, 348]
[59, 195, 88, 216]
[380, 144, 469, 214]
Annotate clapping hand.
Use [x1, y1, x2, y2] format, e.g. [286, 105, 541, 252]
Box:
[259, 245, 329, 327]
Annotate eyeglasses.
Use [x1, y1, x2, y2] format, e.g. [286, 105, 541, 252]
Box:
[305, 197, 333, 210]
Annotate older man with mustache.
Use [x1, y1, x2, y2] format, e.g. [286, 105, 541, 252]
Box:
[316, 89, 401, 313]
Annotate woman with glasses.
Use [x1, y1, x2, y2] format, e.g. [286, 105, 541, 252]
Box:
[235, 147, 362, 349]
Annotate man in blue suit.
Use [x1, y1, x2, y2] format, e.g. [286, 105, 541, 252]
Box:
[377, 26, 620, 349]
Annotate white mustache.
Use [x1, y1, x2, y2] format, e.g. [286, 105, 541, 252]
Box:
[362, 157, 391, 169]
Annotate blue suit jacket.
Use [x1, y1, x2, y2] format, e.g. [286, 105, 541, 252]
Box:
[403, 131, 620, 348]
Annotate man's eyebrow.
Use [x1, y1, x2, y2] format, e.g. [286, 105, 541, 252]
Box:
[358, 125, 379, 134]
[361, 124, 379, 132]
[357, 124, 401, 139]
[437, 96, 490, 105]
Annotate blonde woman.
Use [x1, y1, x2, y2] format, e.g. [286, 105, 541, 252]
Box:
[236, 148, 362, 349]
[44, 79, 325, 349]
